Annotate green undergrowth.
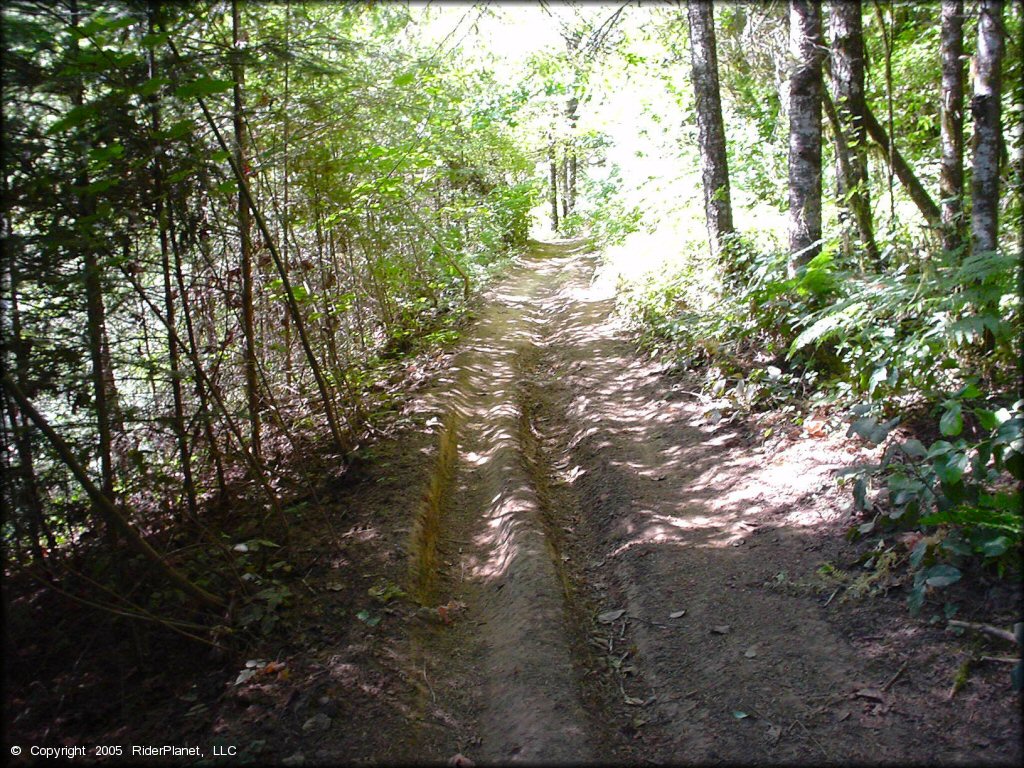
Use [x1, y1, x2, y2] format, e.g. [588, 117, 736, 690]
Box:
[612, 227, 1022, 649]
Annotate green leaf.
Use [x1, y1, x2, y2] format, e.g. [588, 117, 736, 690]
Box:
[48, 104, 97, 134]
[927, 440, 955, 458]
[940, 402, 963, 437]
[174, 77, 234, 100]
[908, 581, 925, 616]
[974, 408, 998, 431]
[957, 382, 983, 400]
[933, 452, 968, 484]
[393, 72, 416, 86]
[848, 416, 877, 441]
[135, 75, 169, 97]
[901, 439, 927, 458]
[909, 538, 929, 568]
[978, 536, 1009, 558]
[922, 564, 961, 588]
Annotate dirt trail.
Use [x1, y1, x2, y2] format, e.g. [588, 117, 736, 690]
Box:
[272, 239, 1018, 766]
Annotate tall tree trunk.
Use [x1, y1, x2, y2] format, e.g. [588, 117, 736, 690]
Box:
[566, 94, 579, 215]
[970, 0, 1005, 254]
[71, 0, 117, 506]
[148, 4, 196, 522]
[232, 0, 261, 462]
[862, 104, 943, 229]
[170, 215, 228, 505]
[829, 0, 879, 265]
[548, 135, 560, 232]
[687, 0, 734, 260]
[787, 0, 825, 276]
[3, 258, 53, 566]
[1013, 0, 1024, 224]
[560, 151, 570, 220]
[939, 0, 966, 252]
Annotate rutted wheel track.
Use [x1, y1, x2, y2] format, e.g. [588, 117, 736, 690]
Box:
[405, 241, 608, 762]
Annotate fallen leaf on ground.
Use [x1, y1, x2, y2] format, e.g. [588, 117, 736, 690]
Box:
[744, 645, 759, 658]
[598, 609, 626, 624]
[711, 625, 731, 635]
[669, 610, 687, 619]
[732, 710, 749, 719]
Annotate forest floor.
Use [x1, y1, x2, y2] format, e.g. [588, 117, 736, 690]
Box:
[6, 240, 1021, 765]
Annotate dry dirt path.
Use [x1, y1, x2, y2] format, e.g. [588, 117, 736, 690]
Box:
[391, 239, 1020, 765]
[258, 239, 1019, 765]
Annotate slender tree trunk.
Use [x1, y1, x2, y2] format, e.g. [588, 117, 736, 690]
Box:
[148, 5, 196, 521]
[71, 0, 117, 507]
[1012, 0, 1024, 225]
[687, 0, 734, 260]
[970, 0, 1005, 254]
[3, 260, 53, 566]
[560, 152, 570, 220]
[862, 104, 943, 229]
[170, 215, 228, 504]
[829, 0, 878, 265]
[566, 94, 579, 215]
[940, 0, 966, 252]
[232, 0, 261, 462]
[548, 135, 560, 232]
[788, 0, 825, 275]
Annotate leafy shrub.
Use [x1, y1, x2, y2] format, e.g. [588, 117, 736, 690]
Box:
[843, 389, 1023, 615]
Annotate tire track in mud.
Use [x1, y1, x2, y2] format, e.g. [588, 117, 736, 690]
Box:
[404, 241, 613, 763]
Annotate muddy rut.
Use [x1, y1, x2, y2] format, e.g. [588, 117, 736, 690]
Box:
[389, 240, 1020, 765]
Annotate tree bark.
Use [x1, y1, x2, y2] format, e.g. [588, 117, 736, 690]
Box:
[548, 135, 560, 232]
[148, 4, 196, 521]
[566, 94, 579, 215]
[939, 0, 966, 252]
[788, 0, 825, 275]
[970, 0, 1004, 254]
[232, 0, 262, 462]
[71, 0, 119, 507]
[560, 150, 570, 220]
[862, 104, 943, 229]
[829, 0, 878, 265]
[687, 0, 734, 260]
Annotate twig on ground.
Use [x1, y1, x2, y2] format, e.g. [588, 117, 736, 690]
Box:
[948, 620, 1017, 645]
[881, 660, 909, 691]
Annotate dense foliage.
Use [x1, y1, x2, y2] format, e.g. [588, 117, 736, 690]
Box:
[587, 2, 1021, 625]
[1, 2, 533, 622]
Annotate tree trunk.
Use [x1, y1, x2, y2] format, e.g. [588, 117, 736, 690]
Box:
[71, 0, 118, 507]
[3, 259, 53, 566]
[687, 0, 734, 260]
[970, 0, 1004, 254]
[148, 5, 196, 521]
[548, 136, 560, 232]
[788, 0, 825, 275]
[862, 104, 943, 229]
[829, 0, 878, 265]
[939, 0, 966, 252]
[560, 152, 570, 220]
[232, 0, 262, 462]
